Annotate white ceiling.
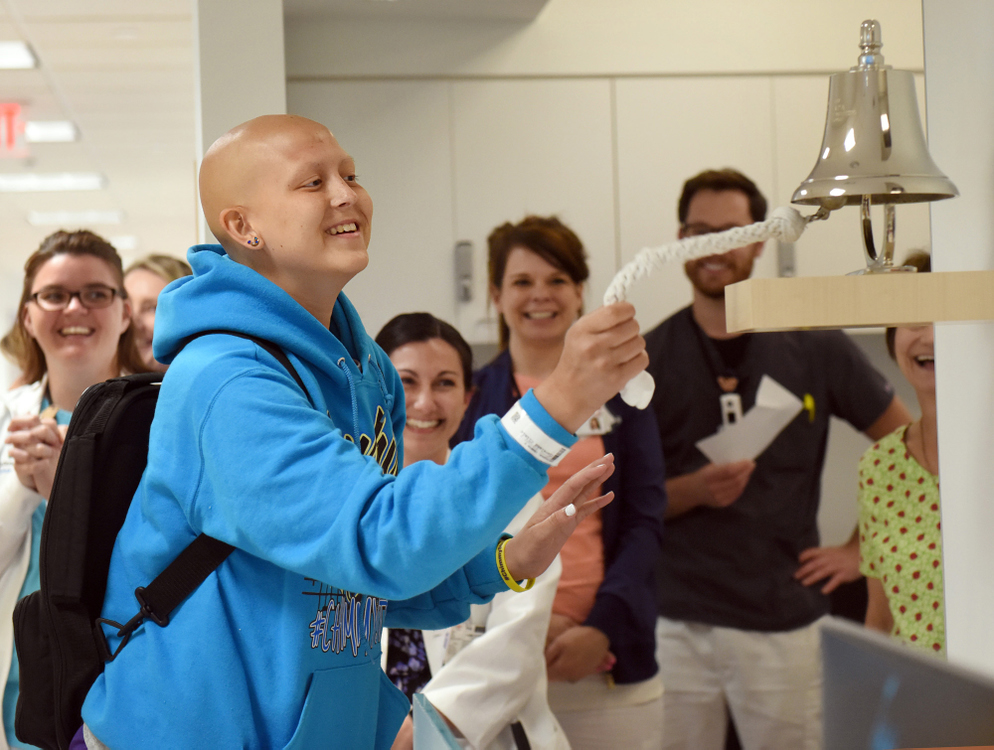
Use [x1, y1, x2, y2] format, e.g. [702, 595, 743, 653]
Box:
[0, 0, 545, 306]
[0, 0, 196, 293]
[283, 0, 547, 21]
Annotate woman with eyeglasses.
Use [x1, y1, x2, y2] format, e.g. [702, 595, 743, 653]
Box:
[0, 229, 145, 748]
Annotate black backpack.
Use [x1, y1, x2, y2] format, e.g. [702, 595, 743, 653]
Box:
[12, 333, 306, 750]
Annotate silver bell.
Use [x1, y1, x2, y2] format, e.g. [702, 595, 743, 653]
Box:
[792, 20, 958, 272]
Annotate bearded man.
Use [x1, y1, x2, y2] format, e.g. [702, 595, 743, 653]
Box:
[644, 168, 909, 750]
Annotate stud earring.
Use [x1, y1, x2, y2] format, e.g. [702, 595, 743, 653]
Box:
[248, 237, 260, 247]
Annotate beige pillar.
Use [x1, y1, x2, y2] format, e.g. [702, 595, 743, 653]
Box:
[192, 0, 286, 242]
[922, 0, 994, 673]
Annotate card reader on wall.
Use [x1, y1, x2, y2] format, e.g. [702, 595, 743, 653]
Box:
[454, 240, 473, 303]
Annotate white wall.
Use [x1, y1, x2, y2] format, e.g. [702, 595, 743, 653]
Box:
[286, 0, 925, 78]
[286, 0, 929, 342]
[922, 0, 994, 673]
[284, 1, 932, 550]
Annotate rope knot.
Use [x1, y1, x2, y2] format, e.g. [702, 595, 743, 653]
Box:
[768, 206, 807, 243]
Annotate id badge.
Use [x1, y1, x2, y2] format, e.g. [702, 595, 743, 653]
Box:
[441, 621, 487, 666]
[575, 405, 620, 437]
[720, 393, 743, 428]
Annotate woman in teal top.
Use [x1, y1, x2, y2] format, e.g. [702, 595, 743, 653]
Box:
[0, 230, 145, 748]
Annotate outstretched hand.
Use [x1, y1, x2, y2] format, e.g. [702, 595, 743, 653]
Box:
[502, 454, 615, 582]
[5, 415, 67, 499]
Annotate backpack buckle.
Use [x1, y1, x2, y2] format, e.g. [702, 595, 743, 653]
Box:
[134, 586, 169, 627]
[93, 587, 169, 663]
[94, 609, 143, 663]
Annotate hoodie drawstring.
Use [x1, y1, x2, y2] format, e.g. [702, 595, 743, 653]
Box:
[337, 357, 360, 439]
[368, 354, 394, 412]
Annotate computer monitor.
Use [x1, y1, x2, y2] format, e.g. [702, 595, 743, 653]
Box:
[822, 616, 994, 749]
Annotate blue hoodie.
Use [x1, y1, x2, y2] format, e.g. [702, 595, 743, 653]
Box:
[81, 245, 576, 749]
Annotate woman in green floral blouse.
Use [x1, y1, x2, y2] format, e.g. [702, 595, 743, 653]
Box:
[857, 252, 943, 655]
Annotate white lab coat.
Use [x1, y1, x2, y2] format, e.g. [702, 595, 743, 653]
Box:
[383, 493, 569, 749]
[0, 379, 46, 750]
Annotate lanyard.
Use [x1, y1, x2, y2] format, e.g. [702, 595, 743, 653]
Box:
[690, 317, 752, 428]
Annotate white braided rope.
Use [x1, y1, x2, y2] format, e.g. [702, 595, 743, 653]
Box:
[603, 206, 809, 305]
[607, 206, 811, 408]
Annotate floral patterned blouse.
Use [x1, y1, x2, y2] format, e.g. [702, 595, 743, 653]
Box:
[857, 426, 944, 655]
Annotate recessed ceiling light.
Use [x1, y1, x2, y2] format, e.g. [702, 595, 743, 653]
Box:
[0, 173, 105, 192]
[0, 41, 38, 70]
[27, 210, 124, 226]
[109, 235, 138, 252]
[25, 121, 79, 143]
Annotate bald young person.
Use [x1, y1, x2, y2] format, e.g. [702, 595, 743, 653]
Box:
[78, 115, 648, 750]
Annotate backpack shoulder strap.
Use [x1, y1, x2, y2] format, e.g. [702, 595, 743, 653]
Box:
[98, 332, 312, 661]
[96, 533, 235, 661]
[193, 329, 311, 404]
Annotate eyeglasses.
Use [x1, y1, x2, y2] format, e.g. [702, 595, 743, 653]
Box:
[29, 284, 122, 311]
[680, 223, 747, 238]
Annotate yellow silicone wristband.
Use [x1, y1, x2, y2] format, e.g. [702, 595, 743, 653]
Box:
[495, 537, 535, 593]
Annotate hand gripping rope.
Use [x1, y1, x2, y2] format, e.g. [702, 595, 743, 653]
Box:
[605, 205, 829, 409]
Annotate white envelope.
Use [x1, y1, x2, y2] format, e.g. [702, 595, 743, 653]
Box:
[695, 374, 804, 464]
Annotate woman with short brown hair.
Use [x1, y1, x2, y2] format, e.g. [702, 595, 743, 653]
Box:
[454, 215, 667, 749]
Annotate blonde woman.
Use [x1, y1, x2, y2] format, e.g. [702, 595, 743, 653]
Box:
[123, 254, 192, 372]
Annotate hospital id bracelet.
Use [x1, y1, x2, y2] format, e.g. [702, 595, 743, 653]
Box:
[495, 535, 535, 593]
[500, 400, 570, 466]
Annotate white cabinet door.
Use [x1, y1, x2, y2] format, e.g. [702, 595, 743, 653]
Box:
[449, 78, 616, 343]
[614, 76, 777, 331]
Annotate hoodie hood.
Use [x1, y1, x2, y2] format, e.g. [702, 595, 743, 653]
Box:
[82, 246, 562, 750]
[153, 244, 377, 379]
